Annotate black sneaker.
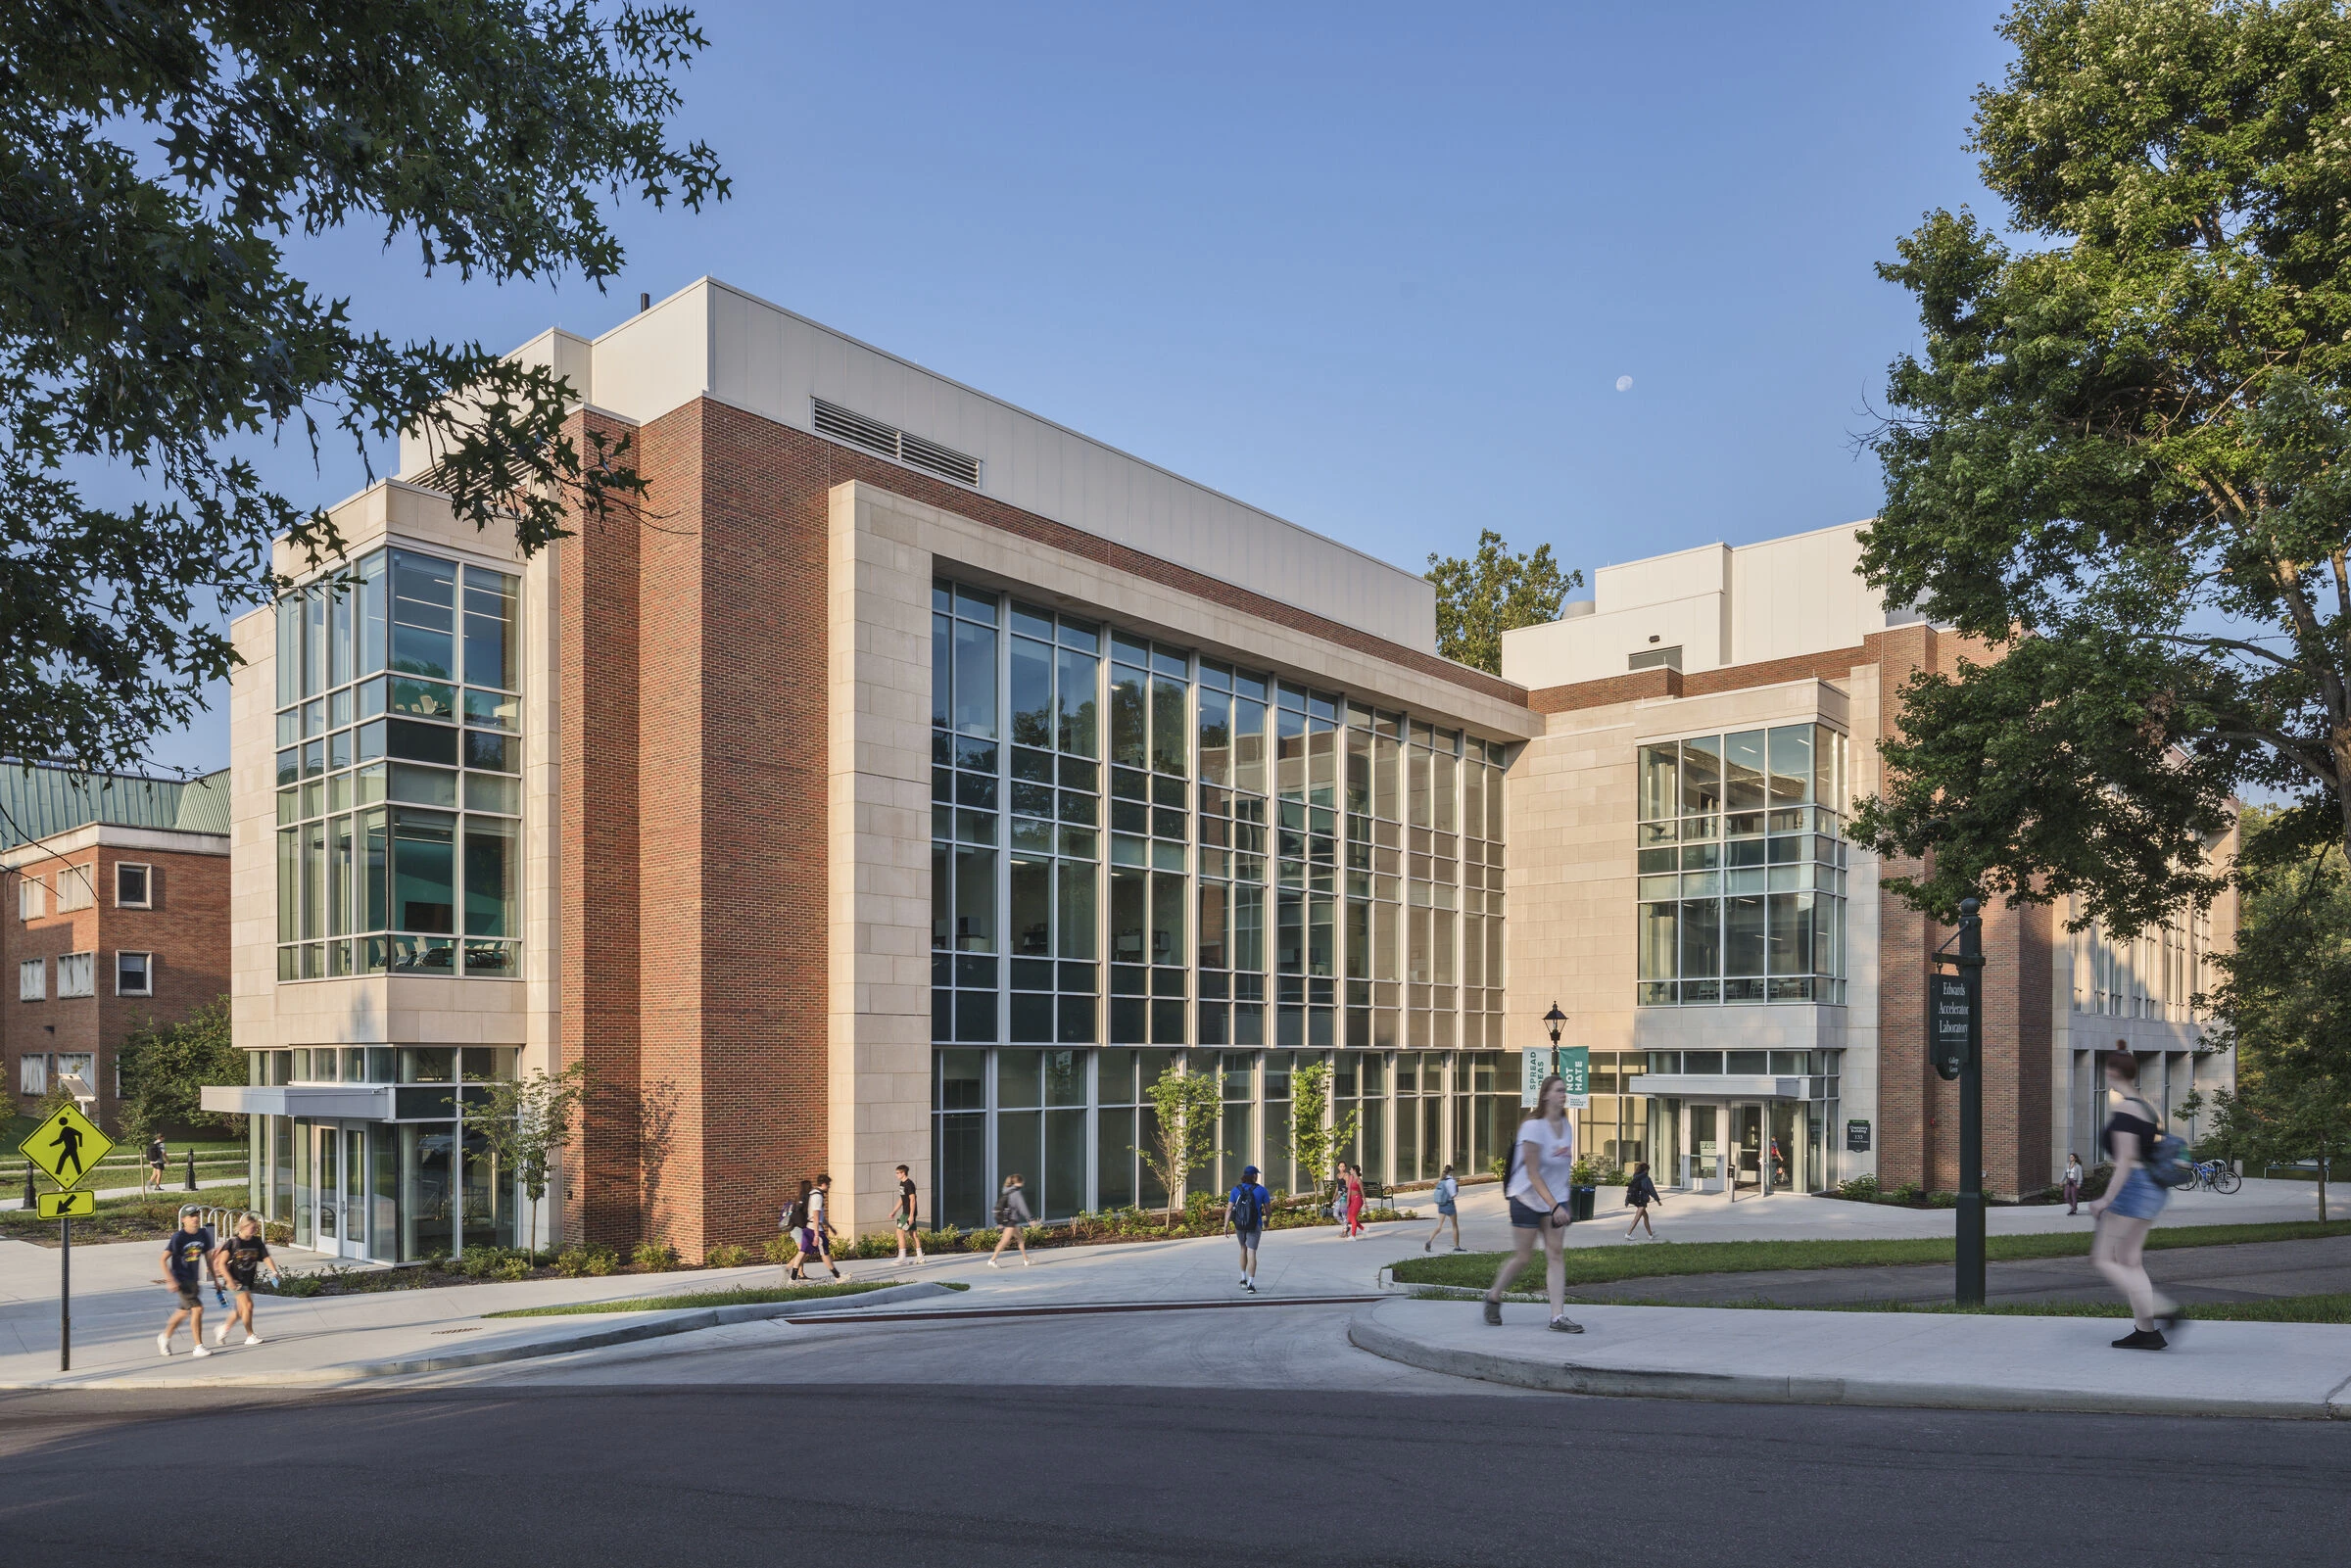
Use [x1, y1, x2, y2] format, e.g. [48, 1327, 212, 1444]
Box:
[2110, 1327, 2168, 1350]
[1482, 1296, 1502, 1326]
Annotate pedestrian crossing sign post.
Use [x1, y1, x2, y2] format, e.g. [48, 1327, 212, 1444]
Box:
[20, 1102, 113, 1189]
[16, 1102, 112, 1373]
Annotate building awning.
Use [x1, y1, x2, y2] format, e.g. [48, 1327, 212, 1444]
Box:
[201, 1085, 396, 1119]
[1627, 1074, 1807, 1100]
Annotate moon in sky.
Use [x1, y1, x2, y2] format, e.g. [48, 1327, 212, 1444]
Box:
[1615, 375, 1634, 393]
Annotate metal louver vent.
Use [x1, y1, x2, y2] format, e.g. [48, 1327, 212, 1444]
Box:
[811, 397, 981, 487]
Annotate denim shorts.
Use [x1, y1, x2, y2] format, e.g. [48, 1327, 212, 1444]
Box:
[2106, 1167, 2167, 1221]
[1436, 1201, 1457, 1216]
[1508, 1197, 1565, 1230]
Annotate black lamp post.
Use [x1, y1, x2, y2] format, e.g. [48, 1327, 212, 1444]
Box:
[1543, 1003, 1566, 1075]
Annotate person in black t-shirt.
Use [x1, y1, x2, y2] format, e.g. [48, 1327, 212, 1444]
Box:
[212, 1213, 282, 1347]
[145, 1136, 168, 1194]
[157, 1207, 221, 1357]
[891, 1164, 925, 1265]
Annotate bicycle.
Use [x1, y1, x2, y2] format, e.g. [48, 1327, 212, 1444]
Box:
[2186, 1159, 2240, 1194]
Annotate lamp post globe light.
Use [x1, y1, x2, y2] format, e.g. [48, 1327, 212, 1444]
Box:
[1543, 1002, 1566, 1075]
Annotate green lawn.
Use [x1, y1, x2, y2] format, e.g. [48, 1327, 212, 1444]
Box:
[1, 1185, 255, 1245]
[487, 1278, 967, 1316]
[1526, 1292, 2351, 1325]
[1388, 1219, 2351, 1292]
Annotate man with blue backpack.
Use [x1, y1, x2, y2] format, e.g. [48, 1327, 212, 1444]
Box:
[1227, 1164, 1271, 1294]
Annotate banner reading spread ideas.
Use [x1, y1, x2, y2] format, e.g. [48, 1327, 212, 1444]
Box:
[1520, 1047, 1591, 1109]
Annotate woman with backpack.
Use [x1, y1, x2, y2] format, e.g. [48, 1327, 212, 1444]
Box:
[2087, 1051, 2183, 1350]
[988, 1172, 1033, 1266]
[782, 1178, 829, 1283]
[1423, 1164, 1463, 1253]
[1623, 1161, 1663, 1240]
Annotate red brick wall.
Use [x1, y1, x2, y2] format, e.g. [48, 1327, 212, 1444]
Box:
[558, 406, 649, 1247]
[3, 842, 227, 1134]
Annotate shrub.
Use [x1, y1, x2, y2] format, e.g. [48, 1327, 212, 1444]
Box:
[554, 1247, 594, 1277]
[1892, 1181, 1925, 1204]
[270, 1271, 326, 1298]
[762, 1232, 796, 1265]
[495, 1254, 533, 1281]
[1838, 1173, 1881, 1202]
[705, 1243, 748, 1268]
[583, 1247, 618, 1276]
[2082, 1163, 2115, 1201]
[1926, 1190, 1958, 1209]
[631, 1238, 677, 1271]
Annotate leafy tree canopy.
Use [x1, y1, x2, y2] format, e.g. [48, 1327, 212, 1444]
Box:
[1853, 0, 2351, 930]
[1426, 530, 1582, 675]
[118, 996, 243, 1137]
[1, 1, 725, 774]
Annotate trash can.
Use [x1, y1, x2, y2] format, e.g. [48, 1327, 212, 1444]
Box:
[1570, 1185, 1596, 1222]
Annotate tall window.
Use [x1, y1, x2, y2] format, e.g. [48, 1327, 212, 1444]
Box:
[1635, 724, 1847, 1005]
[17, 875, 43, 921]
[273, 547, 522, 980]
[928, 575, 1511, 1224]
[57, 952, 95, 998]
[17, 958, 41, 1001]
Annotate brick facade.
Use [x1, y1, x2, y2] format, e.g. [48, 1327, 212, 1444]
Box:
[3, 840, 228, 1133]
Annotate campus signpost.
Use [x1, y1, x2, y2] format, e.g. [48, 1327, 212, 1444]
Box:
[1930, 898, 1986, 1307]
[18, 1102, 114, 1371]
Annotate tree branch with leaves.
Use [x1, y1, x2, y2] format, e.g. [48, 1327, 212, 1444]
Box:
[467, 1063, 593, 1253]
[1425, 531, 1582, 675]
[0, 1, 726, 774]
[1136, 1067, 1223, 1229]
[1852, 1, 2351, 932]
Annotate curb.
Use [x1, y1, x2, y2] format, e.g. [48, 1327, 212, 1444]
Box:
[0, 1281, 959, 1390]
[1346, 1303, 2351, 1420]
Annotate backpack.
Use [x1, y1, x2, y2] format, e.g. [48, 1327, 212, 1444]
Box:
[1229, 1183, 1264, 1231]
[993, 1193, 1013, 1227]
[779, 1198, 804, 1232]
[2144, 1130, 2197, 1189]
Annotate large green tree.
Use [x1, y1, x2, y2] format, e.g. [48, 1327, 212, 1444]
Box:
[1853, 0, 2351, 933]
[1425, 530, 1582, 675]
[1, 2, 725, 776]
[117, 996, 243, 1138]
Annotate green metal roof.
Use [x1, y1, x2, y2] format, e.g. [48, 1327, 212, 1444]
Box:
[0, 764, 232, 850]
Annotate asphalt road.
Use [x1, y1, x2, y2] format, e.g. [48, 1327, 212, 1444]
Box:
[3, 1383, 2346, 1566]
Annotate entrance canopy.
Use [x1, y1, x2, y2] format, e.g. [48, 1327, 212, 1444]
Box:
[1628, 1073, 1807, 1100]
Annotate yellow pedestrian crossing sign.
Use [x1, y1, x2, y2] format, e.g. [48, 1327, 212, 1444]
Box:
[36, 1190, 95, 1219]
[18, 1104, 112, 1189]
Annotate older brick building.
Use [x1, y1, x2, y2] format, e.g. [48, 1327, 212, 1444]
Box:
[203, 279, 2235, 1261]
[3, 766, 231, 1131]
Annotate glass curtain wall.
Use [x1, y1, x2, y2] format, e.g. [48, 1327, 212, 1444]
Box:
[928, 577, 1511, 1224]
[1636, 724, 1847, 1006]
[273, 547, 522, 980]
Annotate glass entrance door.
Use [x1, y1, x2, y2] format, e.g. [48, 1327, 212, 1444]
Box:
[1731, 1104, 1763, 1192]
[312, 1123, 369, 1259]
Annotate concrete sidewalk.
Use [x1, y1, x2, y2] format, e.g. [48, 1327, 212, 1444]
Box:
[1349, 1296, 2351, 1418]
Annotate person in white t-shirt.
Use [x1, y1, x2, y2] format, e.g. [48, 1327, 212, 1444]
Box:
[1481, 1074, 1583, 1334]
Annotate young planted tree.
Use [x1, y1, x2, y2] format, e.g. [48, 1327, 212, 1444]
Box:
[1136, 1068, 1223, 1229]
[1425, 531, 1583, 675]
[117, 997, 244, 1139]
[468, 1063, 592, 1253]
[1287, 1061, 1360, 1215]
[1, 2, 726, 775]
[1854, 1, 2351, 934]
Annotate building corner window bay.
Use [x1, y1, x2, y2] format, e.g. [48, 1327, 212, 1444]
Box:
[1635, 724, 1847, 1006]
[272, 546, 522, 981]
[926, 576, 1511, 1229]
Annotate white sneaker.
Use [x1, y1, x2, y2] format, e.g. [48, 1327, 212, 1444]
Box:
[157, 1333, 172, 1356]
[189, 1343, 213, 1358]
[986, 1259, 1001, 1268]
[214, 1321, 229, 1345]
[1021, 1257, 1031, 1266]
[244, 1334, 264, 1346]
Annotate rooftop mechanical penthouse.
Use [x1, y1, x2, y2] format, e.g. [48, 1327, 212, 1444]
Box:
[207, 278, 2234, 1259]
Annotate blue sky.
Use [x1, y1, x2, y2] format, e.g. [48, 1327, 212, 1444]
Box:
[144, 0, 2018, 773]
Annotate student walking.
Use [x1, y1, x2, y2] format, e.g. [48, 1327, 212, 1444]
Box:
[2088, 1051, 2182, 1350]
[157, 1206, 221, 1357]
[1482, 1073, 1583, 1334]
[988, 1173, 1033, 1266]
[1623, 1162, 1663, 1239]
[213, 1213, 282, 1346]
[2063, 1152, 2085, 1214]
[1423, 1164, 1463, 1253]
[144, 1135, 168, 1195]
[783, 1179, 822, 1282]
[807, 1173, 844, 1280]
[1343, 1164, 1367, 1238]
[892, 1164, 926, 1264]
[1227, 1164, 1271, 1293]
